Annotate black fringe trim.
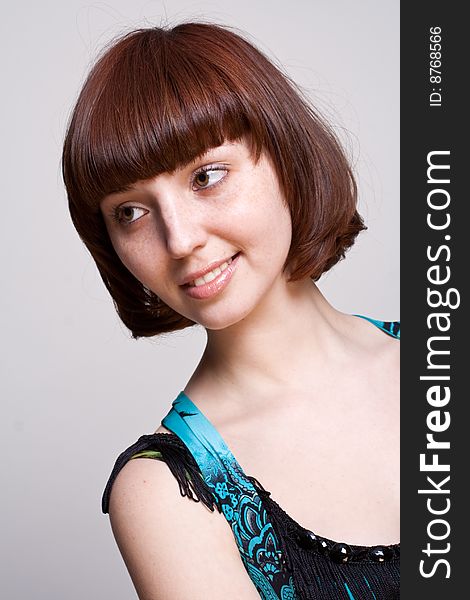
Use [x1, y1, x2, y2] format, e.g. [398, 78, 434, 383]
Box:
[103, 435, 400, 598]
[102, 432, 220, 514]
[251, 484, 400, 599]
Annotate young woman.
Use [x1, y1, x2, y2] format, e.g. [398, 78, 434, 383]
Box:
[63, 22, 399, 600]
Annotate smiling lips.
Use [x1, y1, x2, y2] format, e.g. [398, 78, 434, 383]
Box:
[181, 253, 240, 300]
[188, 257, 234, 287]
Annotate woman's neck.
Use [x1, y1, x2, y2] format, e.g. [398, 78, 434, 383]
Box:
[186, 281, 357, 406]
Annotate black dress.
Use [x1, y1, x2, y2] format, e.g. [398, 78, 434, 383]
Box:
[103, 317, 400, 599]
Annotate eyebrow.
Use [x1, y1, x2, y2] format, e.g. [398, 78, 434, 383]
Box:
[107, 183, 135, 196]
[103, 141, 238, 199]
[188, 141, 236, 165]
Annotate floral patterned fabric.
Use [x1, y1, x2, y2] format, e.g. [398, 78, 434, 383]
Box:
[162, 391, 296, 598]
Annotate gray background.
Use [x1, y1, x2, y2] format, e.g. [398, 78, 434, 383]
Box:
[1, 1, 399, 598]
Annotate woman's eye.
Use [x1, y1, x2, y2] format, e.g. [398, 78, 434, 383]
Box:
[192, 167, 227, 190]
[114, 206, 147, 225]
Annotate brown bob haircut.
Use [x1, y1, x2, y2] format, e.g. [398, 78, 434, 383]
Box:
[63, 21, 366, 339]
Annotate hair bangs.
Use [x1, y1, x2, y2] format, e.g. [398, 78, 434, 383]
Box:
[63, 23, 366, 338]
[65, 28, 268, 209]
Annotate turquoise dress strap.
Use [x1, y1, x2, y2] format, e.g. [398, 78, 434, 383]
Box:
[161, 392, 241, 475]
[161, 316, 398, 598]
[353, 315, 400, 339]
[162, 392, 296, 600]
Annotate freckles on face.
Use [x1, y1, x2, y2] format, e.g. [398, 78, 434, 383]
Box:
[232, 153, 292, 267]
[111, 228, 164, 285]
[100, 140, 294, 329]
[181, 153, 293, 329]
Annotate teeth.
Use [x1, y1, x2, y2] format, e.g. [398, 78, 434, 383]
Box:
[204, 267, 221, 283]
[190, 259, 232, 287]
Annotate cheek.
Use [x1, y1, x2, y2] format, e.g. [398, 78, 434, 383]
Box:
[247, 167, 292, 253]
[243, 195, 292, 260]
[111, 236, 162, 285]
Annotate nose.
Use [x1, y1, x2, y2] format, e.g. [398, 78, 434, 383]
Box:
[159, 199, 208, 259]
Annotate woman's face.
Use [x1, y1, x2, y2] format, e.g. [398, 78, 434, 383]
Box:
[100, 138, 293, 330]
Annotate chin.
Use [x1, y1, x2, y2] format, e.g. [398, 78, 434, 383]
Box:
[191, 303, 254, 332]
[197, 315, 244, 332]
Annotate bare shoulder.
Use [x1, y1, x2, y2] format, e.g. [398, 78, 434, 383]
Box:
[108, 456, 260, 600]
[346, 314, 400, 360]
